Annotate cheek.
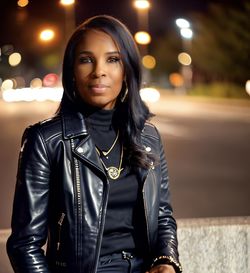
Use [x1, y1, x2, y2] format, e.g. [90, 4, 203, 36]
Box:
[74, 66, 91, 81]
[112, 68, 124, 84]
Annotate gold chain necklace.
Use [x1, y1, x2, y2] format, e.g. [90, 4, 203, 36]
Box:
[101, 130, 119, 157]
[96, 144, 124, 180]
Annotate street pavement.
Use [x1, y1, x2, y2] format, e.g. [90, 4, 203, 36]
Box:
[149, 94, 250, 218]
[1, 95, 250, 229]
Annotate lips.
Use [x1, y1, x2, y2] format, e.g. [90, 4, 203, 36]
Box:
[89, 83, 109, 94]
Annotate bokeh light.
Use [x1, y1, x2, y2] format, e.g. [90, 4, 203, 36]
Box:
[1, 79, 14, 91]
[169, 73, 184, 87]
[175, 18, 190, 29]
[30, 78, 43, 88]
[142, 55, 156, 69]
[245, 80, 250, 96]
[39, 29, 55, 41]
[17, 0, 29, 8]
[140, 87, 160, 103]
[43, 73, 59, 87]
[134, 0, 150, 9]
[134, 31, 151, 45]
[2, 87, 63, 102]
[178, 52, 192, 66]
[8, 52, 22, 66]
[180, 28, 193, 39]
[60, 0, 75, 5]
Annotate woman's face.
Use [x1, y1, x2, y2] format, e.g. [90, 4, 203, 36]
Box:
[74, 29, 124, 109]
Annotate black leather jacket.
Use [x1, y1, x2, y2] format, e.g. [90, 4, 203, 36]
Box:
[7, 109, 181, 273]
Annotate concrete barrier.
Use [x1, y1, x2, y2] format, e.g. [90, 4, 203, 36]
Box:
[177, 217, 250, 273]
[1, 217, 250, 273]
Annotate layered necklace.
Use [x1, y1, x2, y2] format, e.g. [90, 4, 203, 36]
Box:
[95, 131, 124, 180]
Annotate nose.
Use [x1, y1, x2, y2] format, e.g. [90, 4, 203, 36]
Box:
[91, 61, 106, 78]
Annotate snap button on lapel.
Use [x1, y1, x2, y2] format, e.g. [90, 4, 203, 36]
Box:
[145, 146, 151, 152]
[150, 161, 155, 169]
[77, 147, 84, 154]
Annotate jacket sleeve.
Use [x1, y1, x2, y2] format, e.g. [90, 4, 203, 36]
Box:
[153, 131, 182, 272]
[6, 125, 52, 273]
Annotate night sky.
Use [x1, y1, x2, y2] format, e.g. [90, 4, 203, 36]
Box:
[0, 0, 246, 79]
[0, 0, 245, 45]
[0, 0, 225, 44]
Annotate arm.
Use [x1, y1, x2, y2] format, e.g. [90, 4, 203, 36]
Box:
[6, 125, 52, 273]
[150, 133, 182, 273]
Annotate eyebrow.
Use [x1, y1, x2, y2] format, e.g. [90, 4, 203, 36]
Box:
[78, 51, 121, 55]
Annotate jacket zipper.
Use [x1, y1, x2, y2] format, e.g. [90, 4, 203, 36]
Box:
[91, 179, 110, 273]
[142, 168, 154, 254]
[57, 212, 66, 251]
[70, 139, 83, 273]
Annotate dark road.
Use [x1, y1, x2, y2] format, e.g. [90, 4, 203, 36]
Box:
[1, 96, 250, 229]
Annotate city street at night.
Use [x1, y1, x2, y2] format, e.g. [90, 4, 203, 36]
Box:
[1, 94, 250, 229]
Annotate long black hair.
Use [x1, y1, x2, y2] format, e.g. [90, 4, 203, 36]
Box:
[61, 15, 154, 170]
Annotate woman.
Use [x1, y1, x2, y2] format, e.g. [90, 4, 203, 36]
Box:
[7, 15, 182, 273]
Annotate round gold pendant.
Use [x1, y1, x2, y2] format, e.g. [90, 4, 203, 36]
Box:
[107, 166, 121, 180]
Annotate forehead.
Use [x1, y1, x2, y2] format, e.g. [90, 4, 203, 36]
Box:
[75, 29, 120, 52]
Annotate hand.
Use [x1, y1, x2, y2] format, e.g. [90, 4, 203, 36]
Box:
[146, 264, 176, 273]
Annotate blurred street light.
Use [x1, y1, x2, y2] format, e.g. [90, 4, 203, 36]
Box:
[178, 52, 192, 66]
[175, 17, 193, 91]
[1, 79, 14, 91]
[245, 80, 250, 96]
[60, 0, 75, 43]
[133, 0, 151, 84]
[134, 0, 150, 10]
[140, 87, 160, 103]
[142, 55, 156, 69]
[9, 52, 22, 66]
[134, 31, 151, 45]
[17, 0, 29, 8]
[60, 0, 75, 5]
[30, 78, 43, 89]
[175, 18, 190, 29]
[133, 0, 150, 31]
[180, 28, 193, 39]
[39, 29, 55, 42]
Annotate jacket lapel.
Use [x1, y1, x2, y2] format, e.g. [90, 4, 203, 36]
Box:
[62, 110, 106, 177]
[74, 136, 105, 176]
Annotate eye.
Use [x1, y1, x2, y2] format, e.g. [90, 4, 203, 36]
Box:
[107, 56, 121, 63]
[79, 56, 93, 64]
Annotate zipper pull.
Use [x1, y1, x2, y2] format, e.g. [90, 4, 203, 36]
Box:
[57, 213, 65, 251]
[58, 213, 65, 226]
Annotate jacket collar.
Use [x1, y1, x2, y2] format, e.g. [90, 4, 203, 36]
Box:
[62, 110, 88, 139]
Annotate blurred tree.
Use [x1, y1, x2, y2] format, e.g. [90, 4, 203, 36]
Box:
[191, 1, 250, 84]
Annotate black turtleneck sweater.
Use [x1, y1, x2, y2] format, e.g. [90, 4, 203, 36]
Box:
[81, 105, 147, 257]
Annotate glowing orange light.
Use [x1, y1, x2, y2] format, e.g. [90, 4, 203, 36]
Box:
[17, 0, 29, 8]
[142, 55, 156, 69]
[39, 29, 55, 41]
[60, 0, 75, 6]
[134, 0, 150, 9]
[169, 73, 184, 87]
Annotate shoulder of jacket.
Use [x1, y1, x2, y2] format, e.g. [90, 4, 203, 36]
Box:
[25, 114, 62, 142]
[142, 121, 160, 140]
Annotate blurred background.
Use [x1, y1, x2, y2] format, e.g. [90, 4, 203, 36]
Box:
[0, 0, 250, 230]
